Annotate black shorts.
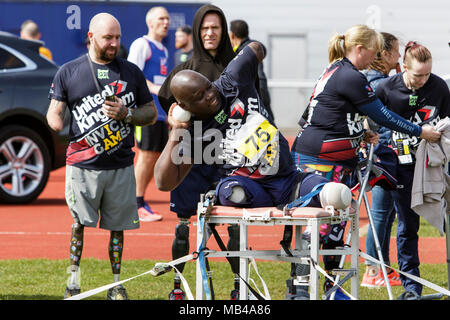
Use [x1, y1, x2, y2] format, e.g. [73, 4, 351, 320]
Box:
[170, 164, 221, 218]
[135, 121, 169, 152]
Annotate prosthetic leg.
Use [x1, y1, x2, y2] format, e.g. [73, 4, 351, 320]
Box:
[65, 223, 84, 298]
[170, 218, 190, 300]
[284, 176, 311, 300]
[227, 224, 241, 299]
[212, 184, 246, 299]
[106, 230, 128, 300]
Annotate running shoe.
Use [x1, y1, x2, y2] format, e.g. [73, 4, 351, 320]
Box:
[361, 270, 385, 288]
[397, 290, 420, 300]
[385, 269, 402, 286]
[106, 284, 129, 300]
[285, 287, 309, 300]
[64, 284, 81, 298]
[285, 279, 309, 300]
[361, 269, 402, 288]
[138, 203, 162, 222]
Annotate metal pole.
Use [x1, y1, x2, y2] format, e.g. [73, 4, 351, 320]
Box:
[359, 145, 393, 300]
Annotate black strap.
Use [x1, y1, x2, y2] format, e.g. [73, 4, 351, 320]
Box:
[209, 224, 265, 300]
[203, 256, 215, 300]
[86, 53, 104, 95]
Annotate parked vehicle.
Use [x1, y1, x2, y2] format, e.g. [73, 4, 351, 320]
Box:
[0, 32, 68, 204]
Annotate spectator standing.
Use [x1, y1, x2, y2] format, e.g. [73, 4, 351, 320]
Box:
[360, 32, 402, 288]
[46, 13, 157, 299]
[174, 25, 193, 65]
[20, 19, 53, 60]
[375, 41, 450, 299]
[229, 19, 274, 121]
[290, 25, 441, 299]
[128, 6, 170, 222]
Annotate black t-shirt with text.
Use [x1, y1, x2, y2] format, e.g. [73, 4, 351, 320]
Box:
[375, 72, 450, 153]
[292, 58, 378, 167]
[182, 46, 296, 182]
[49, 54, 152, 169]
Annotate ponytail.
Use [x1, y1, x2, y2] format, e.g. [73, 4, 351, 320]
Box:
[328, 33, 345, 63]
[403, 41, 432, 67]
[328, 25, 383, 64]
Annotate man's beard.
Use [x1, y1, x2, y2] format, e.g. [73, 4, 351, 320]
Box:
[93, 38, 117, 62]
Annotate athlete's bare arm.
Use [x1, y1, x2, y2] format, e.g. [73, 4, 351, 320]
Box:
[154, 103, 193, 191]
[248, 41, 265, 63]
[46, 99, 67, 132]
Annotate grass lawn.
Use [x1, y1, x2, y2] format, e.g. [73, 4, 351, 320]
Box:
[0, 258, 448, 300]
[0, 217, 447, 301]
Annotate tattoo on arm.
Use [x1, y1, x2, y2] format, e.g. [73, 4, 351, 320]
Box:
[46, 100, 67, 132]
[131, 101, 157, 126]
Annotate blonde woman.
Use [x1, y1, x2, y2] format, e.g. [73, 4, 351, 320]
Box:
[290, 25, 440, 300]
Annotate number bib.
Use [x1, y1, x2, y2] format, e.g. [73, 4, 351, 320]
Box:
[396, 138, 413, 164]
[230, 113, 279, 166]
[391, 131, 416, 164]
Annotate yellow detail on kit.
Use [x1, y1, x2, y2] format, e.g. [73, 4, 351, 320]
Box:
[305, 164, 334, 172]
[237, 120, 277, 161]
[135, 126, 142, 143]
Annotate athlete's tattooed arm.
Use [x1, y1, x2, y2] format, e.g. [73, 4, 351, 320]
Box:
[131, 100, 158, 126]
[46, 99, 67, 132]
[103, 96, 157, 126]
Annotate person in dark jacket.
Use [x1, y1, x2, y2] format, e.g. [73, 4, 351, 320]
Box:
[157, 4, 239, 300]
[229, 19, 274, 121]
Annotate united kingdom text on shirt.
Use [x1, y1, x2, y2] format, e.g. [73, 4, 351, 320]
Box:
[49, 54, 152, 170]
[182, 46, 296, 180]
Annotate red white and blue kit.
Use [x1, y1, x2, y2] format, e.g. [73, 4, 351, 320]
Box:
[140, 38, 169, 122]
[291, 57, 421, 169]
[376, 72, 449, 162]
[49, 55, 153, 169]
[374, 71, 449, 295]
[290, 57, 425, 277]
[182, 46, 322, 207]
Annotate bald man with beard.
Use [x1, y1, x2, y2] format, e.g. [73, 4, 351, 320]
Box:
[47, 13, 156, 300]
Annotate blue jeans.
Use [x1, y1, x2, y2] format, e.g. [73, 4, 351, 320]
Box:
[392, 164, 422, 295]
[365, 185, 396, 266]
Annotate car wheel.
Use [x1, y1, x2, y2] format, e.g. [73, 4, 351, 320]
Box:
[0, 125, 51, 203]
